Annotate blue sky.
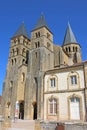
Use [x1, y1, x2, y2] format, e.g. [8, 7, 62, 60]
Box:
[0, 0, 87, 95]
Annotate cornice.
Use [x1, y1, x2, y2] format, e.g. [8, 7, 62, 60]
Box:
[45, 64, 84, 75]
[44, 88, 84, 94]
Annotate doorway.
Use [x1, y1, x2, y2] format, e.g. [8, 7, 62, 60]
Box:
[70, 97, 80, 120]
[19, 101, 24, 119]
[33, 102, 37, 120]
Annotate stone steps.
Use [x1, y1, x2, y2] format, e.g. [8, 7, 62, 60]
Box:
[8, 119, 35, 130]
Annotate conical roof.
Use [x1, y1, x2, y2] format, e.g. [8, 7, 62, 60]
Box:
[13, 23, 29, 38]
[63, 23, 77, 45]
[34, 15, 49, 30]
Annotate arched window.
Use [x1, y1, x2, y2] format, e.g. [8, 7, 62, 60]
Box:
[18, 38, 20, 43]
[14, 58, 16, 63]
[35, 32, 40, 38]
[12, 49, 14, 56]
[48, 98, 57, 115]
[76, 47, 78, 52]
[66, 47, 68, 52]
[10, 81, 13, 88]
[21, 73, 25, 82]
[22, 59, 25, 64]
[71, 75, 77, 85]
[50, 78, 55, 87]
[38, 41, 40, 47]
[73, 47, 75, 52]
[67, 71, 80, 90]
[35, 52, 37, 58]
[26, 50, 29, 64]
[10, 81, 13, 96]
[16, 48, 19, 55]
[35, 42, 37, 48]
[47, 75, 58, 91]
[12, 59, 14, 65]
[68, 47, 71, 52]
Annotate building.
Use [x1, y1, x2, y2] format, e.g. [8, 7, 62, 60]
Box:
[1, 15, 87, 122]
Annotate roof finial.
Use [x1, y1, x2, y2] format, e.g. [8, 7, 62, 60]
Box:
[68, 21, 70, 26]
[22, 21, 24, 24]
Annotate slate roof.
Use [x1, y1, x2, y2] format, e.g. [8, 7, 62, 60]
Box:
[63, 22, 77, 45]
[34, 15, 49, 30]
[13, 23, 29, 39]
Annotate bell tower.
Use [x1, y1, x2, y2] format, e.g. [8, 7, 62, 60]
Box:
[62, 23, 82, 63]
[3, 23, 30, 119]
[30, 15, 54, 71]
[9, 23, 30, 67]
[25, 15, 54, 120]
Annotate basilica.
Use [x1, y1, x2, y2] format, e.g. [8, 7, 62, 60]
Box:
[1, 15, 87, 122]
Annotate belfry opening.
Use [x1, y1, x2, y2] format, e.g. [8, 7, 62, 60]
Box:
[33, 102, 37, 120]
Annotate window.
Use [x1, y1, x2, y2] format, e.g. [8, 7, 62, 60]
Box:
[69, 47, 71, 52]
[26, 50, 29, 64]
[76, 47, 78, 52]
[10, 81, 13, 88]
[16, 48, 19, 55]
[50, 78, 55, 87]
[35, 32, 40, 38]
[12, 59, 14, 65]
[10, 81, 13, 95]
[73, 47, 75, 52]
[38, 41, 40, 47]
[71, 97, 80, 102]
[21, 73, 25, 82]
[35, 42, 40, 48]
[48, 99, 57, 115]
[22, 59, 25, 64]
[35, 42, 37, 48]
[66, 47, 68, 52]
[14, 58, 16, 63]
[35, 52, 37, 58]
[12, 49, 14, 56]
[71, 75, 77, 85]
[47, 33, 50, 39]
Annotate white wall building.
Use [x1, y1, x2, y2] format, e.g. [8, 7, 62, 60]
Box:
[44, 64, 86, 121]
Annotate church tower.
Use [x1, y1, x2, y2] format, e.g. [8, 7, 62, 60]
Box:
[62, 23, 82, 63]
[2, 23, 30, 119]
[24, 15, 54, 120]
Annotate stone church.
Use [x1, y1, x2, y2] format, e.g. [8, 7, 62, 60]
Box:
[1, 15, 87, 122]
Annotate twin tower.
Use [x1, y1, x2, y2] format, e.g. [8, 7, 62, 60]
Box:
[2, 15, 82, 120]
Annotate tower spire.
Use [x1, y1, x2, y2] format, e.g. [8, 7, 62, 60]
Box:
[63, 23, 77, 45]
[13, 23, 29, 39]
[34, 15, 49, 30]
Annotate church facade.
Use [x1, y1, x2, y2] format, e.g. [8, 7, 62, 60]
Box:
[1, 15, 87, 122]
